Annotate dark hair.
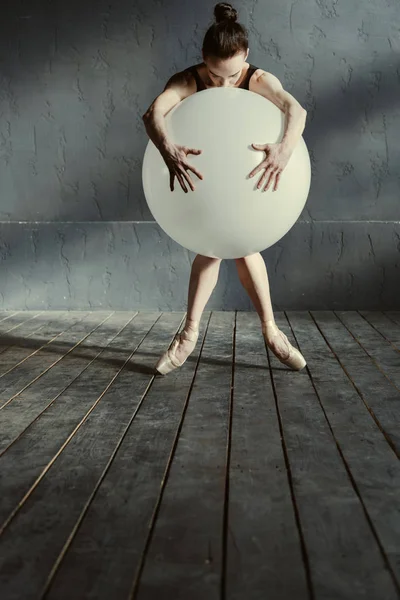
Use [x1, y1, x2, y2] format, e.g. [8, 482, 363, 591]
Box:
[202, 3, 248, 61]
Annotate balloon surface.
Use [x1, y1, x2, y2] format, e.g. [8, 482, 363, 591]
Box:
[142, 87, 311, 259]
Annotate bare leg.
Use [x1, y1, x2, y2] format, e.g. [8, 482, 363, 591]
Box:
[234, 253, 274, 323]
[174, 254, 222, 364]
[235, 253, 291, 360]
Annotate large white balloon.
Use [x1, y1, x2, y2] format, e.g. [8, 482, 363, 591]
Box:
[142, 87, 311, 259]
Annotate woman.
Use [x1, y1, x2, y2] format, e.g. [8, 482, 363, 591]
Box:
[142, 2, 307, 375]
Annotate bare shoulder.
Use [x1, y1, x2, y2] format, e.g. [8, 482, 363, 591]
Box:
[143, 67, 198, 118]
[163, 68, 197, 100]
[249, 68, 283, 93]
[253, 67, 266, 80]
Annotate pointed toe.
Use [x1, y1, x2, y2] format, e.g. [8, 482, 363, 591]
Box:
[262, 320, 306, 371]
[155, 324, 199, 376]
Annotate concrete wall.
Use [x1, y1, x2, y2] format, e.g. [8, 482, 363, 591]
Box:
[0, 0, 399, 309]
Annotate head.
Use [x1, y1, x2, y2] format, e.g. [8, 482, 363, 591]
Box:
[202, 2, 249, 87]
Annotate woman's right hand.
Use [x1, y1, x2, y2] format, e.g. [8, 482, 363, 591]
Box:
[161, 144, 204, 193]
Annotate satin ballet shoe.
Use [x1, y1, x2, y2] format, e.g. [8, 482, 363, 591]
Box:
[262, 320, 306, 371]
[155, 322, 199, 376]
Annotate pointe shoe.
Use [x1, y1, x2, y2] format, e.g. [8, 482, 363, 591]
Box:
[262, 320, 306, 371]
[155, 322, 199, 376]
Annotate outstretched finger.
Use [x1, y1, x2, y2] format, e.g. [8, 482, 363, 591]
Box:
[256, 164, 273, 189]
[181, 169, 195, 191]
[177, 172, 188, 193]
[185, 164, 204, 180]
[273, 171, 282, 192]
[250, 163, 269, 179]
[264, 167, 279, 192]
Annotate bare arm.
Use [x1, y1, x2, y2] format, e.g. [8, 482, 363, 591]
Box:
[142, 70, 195, 158]
[142, 108, 174, 157]
[142, 70, 203, 193]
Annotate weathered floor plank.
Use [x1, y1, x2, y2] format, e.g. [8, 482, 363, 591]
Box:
[0, 311, 121, 452]
[0, 313, 136, 526]
[336, 311, 400, 391]
[0, 311, 20, 322]
[311, 311, 400, 454]
[0, 311, 94, 409]
[360, 311, 400, 350]
[43, 312, 208, 600]
[384, 312, 400, 327]
[0, 311, 46, 357]
[134, 311, 235, 600]
[291, 311, 400, 593]
[0, 311, 164, 599]
[0, 311, 71, 364]
[226, 311, 309, 600]
[266, 312, 398, 599]
[0, 310, 398, 600]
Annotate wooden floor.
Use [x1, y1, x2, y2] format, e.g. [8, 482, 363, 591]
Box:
[0, 310, 399, 600]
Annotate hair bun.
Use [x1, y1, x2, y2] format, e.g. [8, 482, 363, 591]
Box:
[214, 2, 238, 24]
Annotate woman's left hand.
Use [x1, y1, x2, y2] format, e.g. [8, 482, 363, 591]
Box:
[248, 142, 292, 192]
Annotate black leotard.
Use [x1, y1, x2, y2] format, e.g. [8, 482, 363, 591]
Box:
[185, 63, 260, 92]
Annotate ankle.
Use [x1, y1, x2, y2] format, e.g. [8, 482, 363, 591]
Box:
[184, 319, 199, 332]
[261, 319, 276, 328]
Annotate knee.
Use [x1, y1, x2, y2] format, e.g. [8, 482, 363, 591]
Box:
[235, 253, 256, 263]
[196, 254, 222, 263]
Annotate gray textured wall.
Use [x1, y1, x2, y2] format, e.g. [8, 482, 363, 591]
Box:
[0, 0, 399, 309]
